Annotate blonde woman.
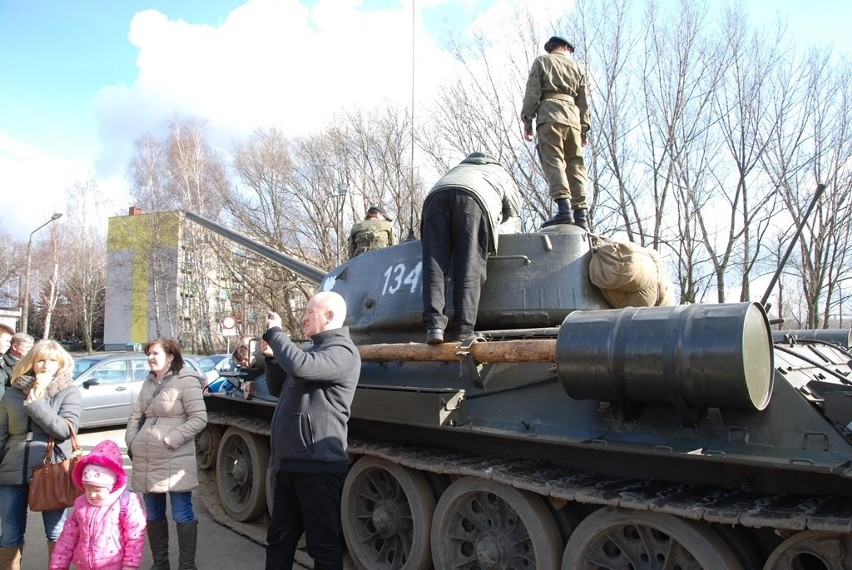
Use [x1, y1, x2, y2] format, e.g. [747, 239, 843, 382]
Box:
[0, 340, 82, 568]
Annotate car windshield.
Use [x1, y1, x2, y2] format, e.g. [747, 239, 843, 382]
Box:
[72, 358, 101, 380]
[197, 355, 228, 372]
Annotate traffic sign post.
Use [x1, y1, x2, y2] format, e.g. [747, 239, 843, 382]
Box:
[221, 315, 238, 337]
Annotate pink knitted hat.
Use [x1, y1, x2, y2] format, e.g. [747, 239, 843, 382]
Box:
[72, 439, 127, 493]
[81, 464, 117, 489]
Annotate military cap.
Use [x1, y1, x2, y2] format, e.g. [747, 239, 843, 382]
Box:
[544, 35, 574, 53]
[367, 206, 392, 221]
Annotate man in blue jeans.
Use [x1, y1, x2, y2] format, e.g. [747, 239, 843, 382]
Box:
[262, 292, 360, 570]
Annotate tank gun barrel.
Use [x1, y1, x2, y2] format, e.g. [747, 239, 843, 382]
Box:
[184, 211, 327, 284]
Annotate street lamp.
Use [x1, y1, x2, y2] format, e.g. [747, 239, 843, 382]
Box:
[21, 213, 63, 334]
[326, 183, 348, 266]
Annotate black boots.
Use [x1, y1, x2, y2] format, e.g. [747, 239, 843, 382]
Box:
[541, 200, 590, 231]
[146, 520, 197, 569]
[426, 328, 444, 345]
[147, 520, 170, 570]
[573, 208, 589, 230]
[541, 198, 573, 227]
[176, 521, 198, 570]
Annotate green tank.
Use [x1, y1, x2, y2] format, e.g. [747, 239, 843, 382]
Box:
[186, 212, 852, 570]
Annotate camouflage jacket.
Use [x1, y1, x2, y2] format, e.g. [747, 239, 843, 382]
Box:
[348, 218, 395, 259]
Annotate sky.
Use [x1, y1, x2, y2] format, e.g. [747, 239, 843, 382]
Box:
[1, 0, 850, 243]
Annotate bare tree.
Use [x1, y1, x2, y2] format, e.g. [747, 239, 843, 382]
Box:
[420, 4, 551, 230]
[761, 46, 852, 327]
[60, 180, 108, 351]
[39, 223, 61, 339]
[127, 115, 229, 352]
[215, 126, 311, 335]
[0, 238, 26, 310]
[333, 107, 424, 239]
[570, 0, 645, 239]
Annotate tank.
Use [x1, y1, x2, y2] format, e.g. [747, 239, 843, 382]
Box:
[186, 212, 852, 570]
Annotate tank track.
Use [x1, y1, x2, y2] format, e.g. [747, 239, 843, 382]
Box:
[199, 417, 852, 549]
[197, 411, 339, 568]
[198, 468, 269, 541]
[197, 412, 271, 543]
[349, 438, 852, 533]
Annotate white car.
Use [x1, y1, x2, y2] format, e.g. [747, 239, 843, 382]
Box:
[191, 353, 234, 383]
[73, 352, 204, 428]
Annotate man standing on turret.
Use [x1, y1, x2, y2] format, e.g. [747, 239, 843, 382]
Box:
[521, 35, 591, 231]
[348, 206, 396, 259]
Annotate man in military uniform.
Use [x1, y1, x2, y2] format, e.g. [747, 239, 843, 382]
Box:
[521, 35, 591, 230]
[347, 206, 396, 259]
[420, 152, 522, 345]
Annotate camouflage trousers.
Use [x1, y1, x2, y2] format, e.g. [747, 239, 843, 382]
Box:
[536, 122, 588, 209]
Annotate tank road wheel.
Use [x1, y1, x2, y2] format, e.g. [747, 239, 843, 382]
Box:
[215, 427, 269, 522]
[195, 424, 222, 470]
[763, 531, 852, 570]
[431, 476, 561, 569]
[341, 457, 435, 570]
[562, 507, 744, 570]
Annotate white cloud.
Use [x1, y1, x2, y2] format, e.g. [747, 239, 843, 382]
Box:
[0, 134, 88, 240]
[92, 0, 460, 173]
[1, 0, 574, 241]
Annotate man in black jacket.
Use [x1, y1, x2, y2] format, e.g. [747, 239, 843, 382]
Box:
[0, 324, 13, 399]
[262, 291, 360, 570]
[0, 333, 33, 392]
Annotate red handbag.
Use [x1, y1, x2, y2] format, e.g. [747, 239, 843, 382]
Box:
[28, 419, 85, 512]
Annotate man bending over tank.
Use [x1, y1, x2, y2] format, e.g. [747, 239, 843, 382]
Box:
[421, 152, 522, 344]
[262, 291, 361, 570]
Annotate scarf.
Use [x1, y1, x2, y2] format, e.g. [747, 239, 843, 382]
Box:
[13, 372, 75, 398]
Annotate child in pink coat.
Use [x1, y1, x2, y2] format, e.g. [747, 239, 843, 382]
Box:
[49, 439, 146, 570]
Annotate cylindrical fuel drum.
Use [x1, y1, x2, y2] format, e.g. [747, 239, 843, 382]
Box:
[556, 302, 773, 411]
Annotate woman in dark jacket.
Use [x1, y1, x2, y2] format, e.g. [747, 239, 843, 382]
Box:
[0, 340, 82, 568]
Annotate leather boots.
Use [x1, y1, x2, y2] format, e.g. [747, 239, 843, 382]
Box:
[147, 519, 171, 570]
[542, 198, 574, 227]
[176, 521, 198, 570]
[0, 543, 23, 570]
[573, 208, 589, 230]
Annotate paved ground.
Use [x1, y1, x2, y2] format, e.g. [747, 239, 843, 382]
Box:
[21, 426, 286, 570]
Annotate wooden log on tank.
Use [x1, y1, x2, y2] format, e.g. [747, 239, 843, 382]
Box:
[358, 339, 557, 363]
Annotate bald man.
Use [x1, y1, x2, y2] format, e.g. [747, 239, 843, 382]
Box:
[262, 291, 361, 570]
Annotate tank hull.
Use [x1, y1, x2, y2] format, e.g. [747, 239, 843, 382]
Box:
[185, 215, 852, 569]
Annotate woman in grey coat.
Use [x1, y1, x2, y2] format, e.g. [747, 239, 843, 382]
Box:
[126, 338, 207, 570]
[0, 340, 82, 569]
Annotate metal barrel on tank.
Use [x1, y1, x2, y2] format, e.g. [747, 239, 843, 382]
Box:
[555, 302, 774, 411]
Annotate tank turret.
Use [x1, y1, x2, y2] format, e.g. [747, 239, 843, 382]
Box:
[187, 212, 852, 570]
